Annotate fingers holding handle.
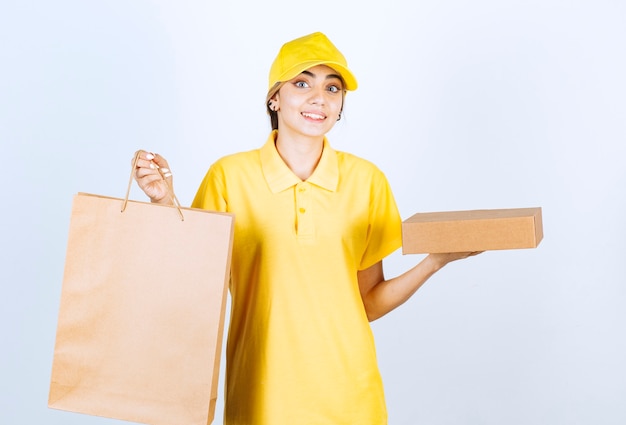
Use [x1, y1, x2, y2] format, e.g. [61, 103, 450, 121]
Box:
[132, 150, 174, 205]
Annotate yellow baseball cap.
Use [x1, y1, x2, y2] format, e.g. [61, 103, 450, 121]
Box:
[268, 32, 358, 92]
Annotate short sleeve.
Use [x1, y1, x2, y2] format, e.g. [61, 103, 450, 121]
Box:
[359, 170, 402, 270]
[191, 163, 228, 213]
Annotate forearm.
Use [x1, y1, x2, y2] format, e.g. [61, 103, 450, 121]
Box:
[362, 255, 443, 321]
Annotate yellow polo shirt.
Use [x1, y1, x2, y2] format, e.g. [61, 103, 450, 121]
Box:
[192, 131, 402, 425]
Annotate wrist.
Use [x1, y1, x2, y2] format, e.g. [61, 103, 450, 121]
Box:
[150, 196, 171, 205]
[423, 254, 446, 273]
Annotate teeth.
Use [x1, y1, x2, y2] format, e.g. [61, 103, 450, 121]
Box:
[302, 112, 325, 120]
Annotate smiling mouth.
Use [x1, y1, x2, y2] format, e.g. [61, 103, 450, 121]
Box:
[302, 112, 326, 120]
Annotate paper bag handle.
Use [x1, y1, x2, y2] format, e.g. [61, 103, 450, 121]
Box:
[122, 153, 185, 221]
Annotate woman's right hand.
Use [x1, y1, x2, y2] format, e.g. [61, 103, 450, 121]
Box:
[132, 150, 174, 204]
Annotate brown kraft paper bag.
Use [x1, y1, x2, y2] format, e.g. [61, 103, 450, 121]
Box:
[48, 168, 234, 425]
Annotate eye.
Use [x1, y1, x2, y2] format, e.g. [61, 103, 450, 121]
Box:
[294, 80, 309, 88]
[327, 85, 341, 93]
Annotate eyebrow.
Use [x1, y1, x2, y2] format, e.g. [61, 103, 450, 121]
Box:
[301, 70, 343, 83]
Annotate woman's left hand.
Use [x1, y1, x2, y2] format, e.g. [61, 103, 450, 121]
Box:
[427, 251, 483, 270]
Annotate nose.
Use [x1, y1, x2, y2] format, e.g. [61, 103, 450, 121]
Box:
[308, 85, 325, 105]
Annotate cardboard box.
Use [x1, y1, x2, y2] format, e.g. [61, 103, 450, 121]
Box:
[402, 207, 543, 254]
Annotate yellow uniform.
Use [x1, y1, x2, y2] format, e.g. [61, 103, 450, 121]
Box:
[192, 131, 402, 425]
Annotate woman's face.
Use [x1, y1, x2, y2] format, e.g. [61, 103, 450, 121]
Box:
[273, 65, 344, 139]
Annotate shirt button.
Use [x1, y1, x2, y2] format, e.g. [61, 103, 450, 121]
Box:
[298, 187, 306, 192]
[299, 208, 306, 214]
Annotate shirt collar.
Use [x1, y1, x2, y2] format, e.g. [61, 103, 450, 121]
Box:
[260, 130, 339, 193]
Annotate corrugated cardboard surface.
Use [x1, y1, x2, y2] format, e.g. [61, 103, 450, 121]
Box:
[402, 207, 543, 254]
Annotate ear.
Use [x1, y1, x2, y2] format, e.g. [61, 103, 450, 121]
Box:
[268, 94, 280, 112]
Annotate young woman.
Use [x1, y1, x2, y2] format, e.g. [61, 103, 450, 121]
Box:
[134, 32, 478, 425]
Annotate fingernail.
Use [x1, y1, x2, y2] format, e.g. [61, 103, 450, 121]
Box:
[160, 168, 170, 173]
[149, 163, 156, 169]
[146, 153, 155, 160]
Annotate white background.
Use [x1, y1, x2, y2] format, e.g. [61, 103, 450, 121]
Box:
[2, 1, 625, 424]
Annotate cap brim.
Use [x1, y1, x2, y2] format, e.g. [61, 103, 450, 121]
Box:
[276, 60, 358, 91]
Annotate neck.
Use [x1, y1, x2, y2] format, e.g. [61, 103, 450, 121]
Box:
[274, 132, 324, 181]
